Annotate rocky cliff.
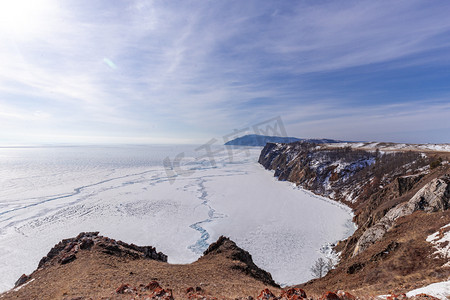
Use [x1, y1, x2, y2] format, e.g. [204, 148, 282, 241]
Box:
[259, 141, 450, 294]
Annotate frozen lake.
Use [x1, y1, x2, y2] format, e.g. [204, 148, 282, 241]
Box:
[0, 145, 355, 292]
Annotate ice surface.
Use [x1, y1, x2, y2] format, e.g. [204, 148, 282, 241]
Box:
[0, 145, 355, 291]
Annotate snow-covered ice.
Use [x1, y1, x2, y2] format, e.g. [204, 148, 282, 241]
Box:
[0, 145, 355, 291]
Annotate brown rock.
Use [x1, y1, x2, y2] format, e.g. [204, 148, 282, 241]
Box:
[145, 280, 162, 291]
[336, 290, 356, 300]
[408, 293, 440, 300]
[321, 291, 340, 300]
[148, 286, 174, 299]
[14, 274, 30, 287]
[280, 287, 307, 299]
[203, 236, 279, 287]
[386, 293, 407, 300]
[115, 283, 135, 294]
[60, 253, 76, 265]
[256, 288, 276, 299]
[37, 232, 167, 270]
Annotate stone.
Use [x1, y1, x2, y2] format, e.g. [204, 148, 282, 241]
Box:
[14, 274, 30, 287]
[321, 291, 340, 300]
[115, 283, 134, 294]
[336, 290, 356, 300]
[60, 253, 76, 265]
[256, 288, 276, 299]
[279, 287, 307, 299]
[145, 280, 161, 291]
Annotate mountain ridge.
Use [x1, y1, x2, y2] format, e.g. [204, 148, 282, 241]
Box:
[224, 134, 346, 146]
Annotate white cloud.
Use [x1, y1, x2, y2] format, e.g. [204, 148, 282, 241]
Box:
[0, 0, 449, 144]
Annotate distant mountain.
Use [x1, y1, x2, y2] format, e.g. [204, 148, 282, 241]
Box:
[224, 134, 300, 146]
[302, 138, 347, 144]
[224, 134, 345, 146]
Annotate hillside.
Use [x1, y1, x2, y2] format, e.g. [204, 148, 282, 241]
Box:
[3, 232, 445, 300]
[0, 233, 280, 299]
[259, 141, 450, 295]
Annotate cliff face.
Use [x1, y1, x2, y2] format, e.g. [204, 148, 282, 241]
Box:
[259, 141, 450, 294]
[259, 142, 430, 208]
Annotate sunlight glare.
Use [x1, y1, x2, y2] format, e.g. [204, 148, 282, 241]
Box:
[0, 0, 57, 39]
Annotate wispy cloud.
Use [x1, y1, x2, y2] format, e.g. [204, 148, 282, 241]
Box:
[0, 0, 449, 144]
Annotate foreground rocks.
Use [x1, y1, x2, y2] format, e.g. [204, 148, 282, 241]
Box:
[37, 231, 167, 270]
[115, 280, 174, 299]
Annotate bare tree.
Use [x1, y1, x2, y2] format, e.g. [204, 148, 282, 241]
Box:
[326, 258, 334, 272]
[310, 258, 326, 278]
[310, 257, 334, 278]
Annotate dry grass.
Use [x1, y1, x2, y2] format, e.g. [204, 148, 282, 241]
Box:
[0, 241, 281, 300]
[298, 211, 450, 296]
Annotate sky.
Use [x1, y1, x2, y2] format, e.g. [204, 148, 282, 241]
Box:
[0, 0, 449, 145]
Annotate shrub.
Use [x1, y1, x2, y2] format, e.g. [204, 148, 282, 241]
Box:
[430, 158, 442, 169]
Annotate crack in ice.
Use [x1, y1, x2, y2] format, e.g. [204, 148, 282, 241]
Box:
[188, 178, 227, 254]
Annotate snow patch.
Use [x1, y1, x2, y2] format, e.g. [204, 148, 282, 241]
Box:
[12, 278, 34, 292]
[426, 223, 450, 265]
[325, 142, 450, 152]
[406, 279, 450, 300]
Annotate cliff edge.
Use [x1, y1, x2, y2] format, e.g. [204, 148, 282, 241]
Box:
[259, 141, 450, 295]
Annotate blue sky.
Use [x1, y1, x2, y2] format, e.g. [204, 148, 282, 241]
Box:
[0, 0, 449, 145]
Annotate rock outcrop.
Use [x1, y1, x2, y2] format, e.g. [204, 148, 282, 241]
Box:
[37, 231, 167, 270]
[202, 236, 279, 287]
[353, 176, 450, 256]
[396, 173, 426, 196]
